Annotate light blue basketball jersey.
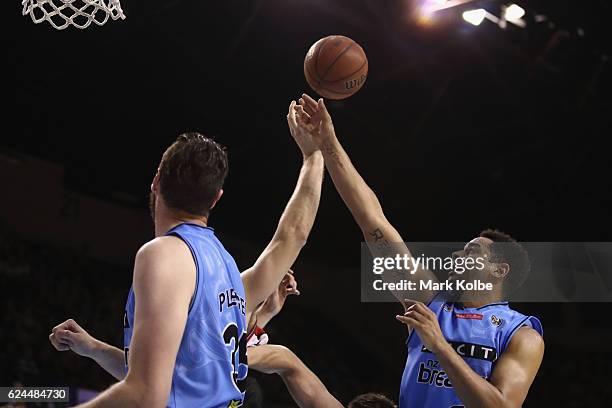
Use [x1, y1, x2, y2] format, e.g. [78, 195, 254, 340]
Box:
[399, 295, 542, 408]
[123, 223, 248, 408]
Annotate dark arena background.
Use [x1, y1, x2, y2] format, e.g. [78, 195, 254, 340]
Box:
[6, 0, 611, 406]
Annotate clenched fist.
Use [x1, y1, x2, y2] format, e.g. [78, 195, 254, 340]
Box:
[49, 319, 98, 358]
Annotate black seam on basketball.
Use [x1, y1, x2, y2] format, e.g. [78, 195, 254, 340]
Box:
[306, 63, 321, 88]
[321, 41, 356, 82]
[321, 59, 368, 84]
[314, 38, 331, 86]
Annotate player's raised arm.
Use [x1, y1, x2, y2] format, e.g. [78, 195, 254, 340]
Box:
[296, 94, 436, 304]
[75, 237, 195, 408]
[248, 344, 344, 408]
[241, 101, 324, 316]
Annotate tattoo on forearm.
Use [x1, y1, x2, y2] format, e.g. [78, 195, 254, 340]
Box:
[369, 228, 391, 246]
[369, 228, 392, 253]
[369, 228, 410, 282]
[322, 141, 343, 167]
[369, 228, 385, 242]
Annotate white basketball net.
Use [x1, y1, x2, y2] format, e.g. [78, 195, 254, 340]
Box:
[22, 0, 126, 30]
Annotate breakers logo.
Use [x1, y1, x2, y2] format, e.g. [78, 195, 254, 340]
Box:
[418, 359, 453, 388]
[422, 341, 498, 362]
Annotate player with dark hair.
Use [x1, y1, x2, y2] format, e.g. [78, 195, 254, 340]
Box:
[48, 101, 324, 408]
[292, 94, 544, 408]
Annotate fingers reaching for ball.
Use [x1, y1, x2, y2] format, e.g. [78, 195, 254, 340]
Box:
[299, 94, 319, 117]
[294, 104, 312, 124]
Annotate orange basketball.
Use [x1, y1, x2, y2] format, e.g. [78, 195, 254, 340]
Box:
[304, 35, 368, 100]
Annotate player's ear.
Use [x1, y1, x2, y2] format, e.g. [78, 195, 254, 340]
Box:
[210, 189, 224, 210]
[492, 262, 510, 279]
[151, 169, 160, 192]
[452, 249, 465, 258]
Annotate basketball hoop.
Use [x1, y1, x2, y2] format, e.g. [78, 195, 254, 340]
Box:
[22, 0, 126, 30]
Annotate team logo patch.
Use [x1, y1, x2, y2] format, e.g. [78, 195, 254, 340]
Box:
[443, 303, 453, 312]
[454, 312, 483, 320]
[227, 400, 242, 408]
[491, 315, 503, 327]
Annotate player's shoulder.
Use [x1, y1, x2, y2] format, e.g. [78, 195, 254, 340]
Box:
[133, 236, 196, 291]
[135, 235, 192, 266]
[507, 326, 545, 354]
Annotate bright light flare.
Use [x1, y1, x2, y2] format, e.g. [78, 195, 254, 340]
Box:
[504, 4, 525, 22]
[421, 0, 447, 17]
[417, 0, 448, 26]
[462, 9, 486, 26]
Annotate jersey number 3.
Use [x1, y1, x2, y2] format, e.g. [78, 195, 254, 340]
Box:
[223, 323, 247, 393]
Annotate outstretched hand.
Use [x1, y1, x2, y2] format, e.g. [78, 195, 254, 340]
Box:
[288, 100, 320, 158]
[293, 94, 336, 147]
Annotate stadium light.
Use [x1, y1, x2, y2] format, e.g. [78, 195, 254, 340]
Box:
[462, 9, 486, 26]
[423, 0, 479, 13]
[421, 0, 447, 17]
[501, 3, 526, 28]
[504, 4, 525, 22]
[423, 1, 527, 30]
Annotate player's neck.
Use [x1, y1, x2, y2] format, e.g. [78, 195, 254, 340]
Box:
[461, 300, 492, 308]
[459, 287, 505, 308]
[154, 206, 208, 237]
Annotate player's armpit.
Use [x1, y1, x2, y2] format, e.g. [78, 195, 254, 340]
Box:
[489, 326, 545, 407]
[124, 237, 196, 407]
[242, 238, 304, 321]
